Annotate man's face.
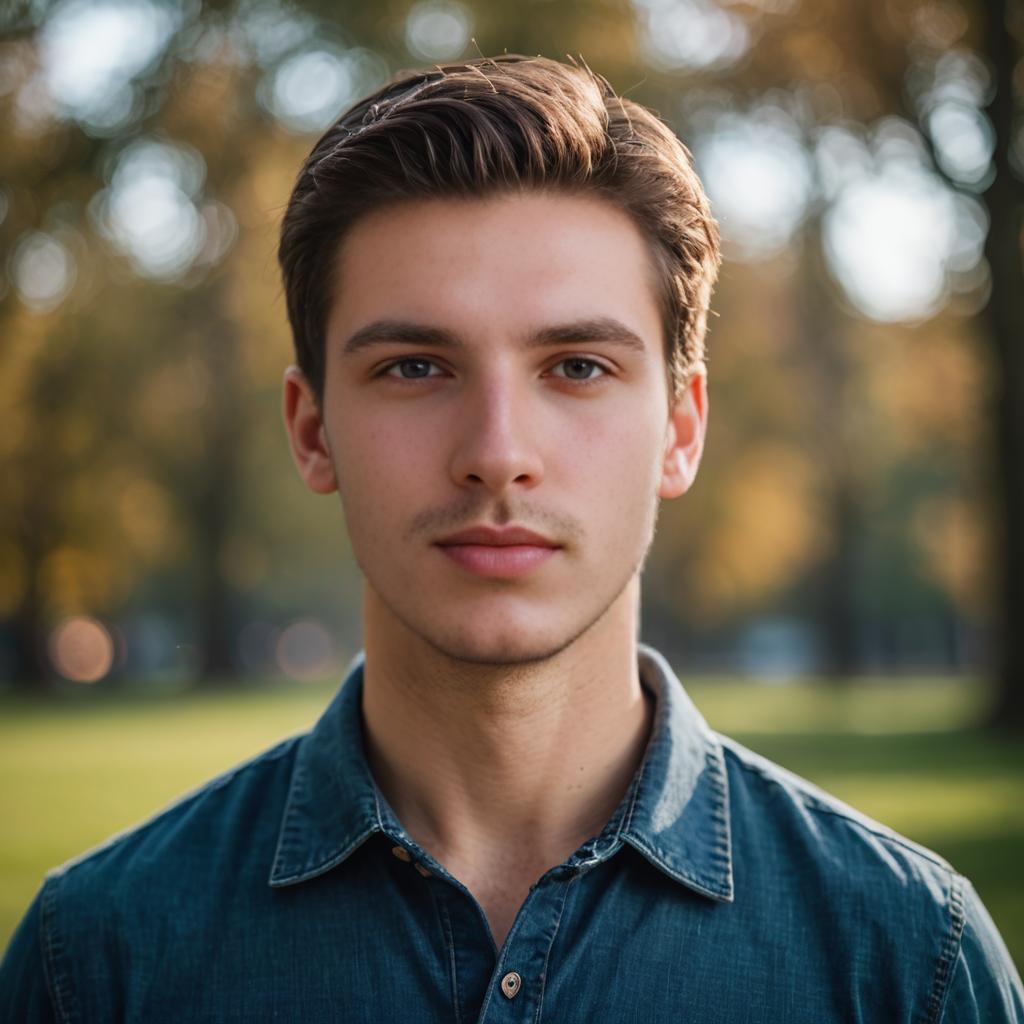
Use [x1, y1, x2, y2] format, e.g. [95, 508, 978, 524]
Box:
[284, 192, 706, 665]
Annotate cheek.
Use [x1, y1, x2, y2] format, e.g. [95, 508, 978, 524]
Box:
[330, 414, 433, 545]
[562, 413, 664, 522]
[335, 410, 434, 487]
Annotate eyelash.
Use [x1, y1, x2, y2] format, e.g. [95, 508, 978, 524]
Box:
[377, 356, 613, 385]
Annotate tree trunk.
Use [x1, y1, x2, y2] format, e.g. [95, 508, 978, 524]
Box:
[981, 0, 1024, 731]
[7, 343, 75, 693]
[797, 223, 863, 679]
[188, 282, 245, 685]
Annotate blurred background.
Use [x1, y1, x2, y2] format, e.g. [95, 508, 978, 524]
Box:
[1, 0, 1022, 967]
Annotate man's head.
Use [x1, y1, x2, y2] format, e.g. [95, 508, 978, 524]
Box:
[278, 54, 720, 410]
[280, 55, 720, 667]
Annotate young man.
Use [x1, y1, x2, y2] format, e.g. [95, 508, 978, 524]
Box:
[2, 54, 1021, 1022]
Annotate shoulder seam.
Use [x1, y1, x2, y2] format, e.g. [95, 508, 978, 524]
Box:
[40, 874, 73, 1024]
[719, 738, 953, 872]
[45, 733, 304, 880]
[926, 871, 967, 1024]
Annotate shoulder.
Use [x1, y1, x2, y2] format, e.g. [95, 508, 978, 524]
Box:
[718, 733, 969, 1011]
[46, 731, 303, 902]
[2, 733, 307, 1022]
[718, 731, 955, 881]
[715, 733, 1023, 1018]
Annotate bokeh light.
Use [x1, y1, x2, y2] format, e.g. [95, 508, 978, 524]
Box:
[10, 231, 77, 313]
[89, 139, 212, 279]
[927, 102, 994, 187]
[233, 0, 318, 67]
[815, 126, 873, 199]
[276, 620, 337, 682]
[634, 0, 749, 71]
[823, 163, 984, 322]
[404, 1, 472, 61]
[48, 616, 115, 684]
[38, 0, 180, 134]
[697, 109, 813, 258]
[261, 46, 385, 133]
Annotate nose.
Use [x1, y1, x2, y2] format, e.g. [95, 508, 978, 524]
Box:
[447, 375, 544, 494]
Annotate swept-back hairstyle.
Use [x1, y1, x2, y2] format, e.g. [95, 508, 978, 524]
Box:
[278, 54, 720, 405]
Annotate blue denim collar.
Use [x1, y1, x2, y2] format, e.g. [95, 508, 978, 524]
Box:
[269, 643, 734, 904]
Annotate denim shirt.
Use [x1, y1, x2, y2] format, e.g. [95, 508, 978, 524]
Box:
[3, 643, 1022, 1023]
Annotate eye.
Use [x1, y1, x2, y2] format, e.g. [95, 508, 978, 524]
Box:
[381, 358, 445, 380]
[549, 357, 610, 382]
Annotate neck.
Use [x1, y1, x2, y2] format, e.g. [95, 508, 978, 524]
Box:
[359, 579, 655, 876]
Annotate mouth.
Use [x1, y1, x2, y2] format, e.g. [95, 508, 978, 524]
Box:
[434, 525, 559, 547]
[435, 542, 560, 578]
[434, 525, 562, 578]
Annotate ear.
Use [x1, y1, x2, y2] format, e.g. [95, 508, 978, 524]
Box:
[282, 366, 338, 495]
[658, 367, 708, 500]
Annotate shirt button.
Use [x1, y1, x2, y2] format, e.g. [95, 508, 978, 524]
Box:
[414, 862, 432, 877]
[500, 972, 522, 999]
[391, 845, 411, 862]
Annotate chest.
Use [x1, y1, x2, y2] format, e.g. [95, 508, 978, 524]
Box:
[73, 842, 933, 1024]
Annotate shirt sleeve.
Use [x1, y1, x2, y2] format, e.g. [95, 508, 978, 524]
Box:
[940, 876, 1024, 1023]
[0, 882, 61, 1023]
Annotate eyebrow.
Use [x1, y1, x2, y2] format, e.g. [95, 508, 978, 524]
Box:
[340, 316, 649, 355]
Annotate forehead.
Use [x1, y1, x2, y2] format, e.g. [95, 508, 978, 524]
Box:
[324, 191, 664, 351]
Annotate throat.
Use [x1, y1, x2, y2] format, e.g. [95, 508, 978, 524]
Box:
[440, 851, 555, 952]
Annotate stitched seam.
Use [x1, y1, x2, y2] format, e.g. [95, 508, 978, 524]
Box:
[40, 876, 72, 1024]
[476, 890, 535, 1021]
[269, 828, 376, 885]
[371, 776, 386, 832]
[708, 738, 734, 888]
[721, 742, 952, 872]
[802, 804, 953, 871]
[269, 752, 308, 878]
[925, 871, 967, 1024]
[621, 833, 731, 899]
[620, 655, 668, 836]
[63, 737, 300, 879]
[533, 874, 576, 1024]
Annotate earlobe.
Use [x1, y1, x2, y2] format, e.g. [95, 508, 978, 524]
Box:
[657, 370, 708, 500]
[282, 366, 338, 495]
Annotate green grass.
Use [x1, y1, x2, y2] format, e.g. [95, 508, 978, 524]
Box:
[1, 676, 1021, 973]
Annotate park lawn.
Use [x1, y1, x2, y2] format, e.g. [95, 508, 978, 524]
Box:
[1, 675, 1021, 972]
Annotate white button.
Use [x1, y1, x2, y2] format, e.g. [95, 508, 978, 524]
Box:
[500, 972, 522, 999]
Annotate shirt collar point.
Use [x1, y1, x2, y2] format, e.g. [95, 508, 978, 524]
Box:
[626, 644, 736, 904]
[619, 830, 735, 903]
[268, 653, 381, 888]
[268, 825, 380, 888]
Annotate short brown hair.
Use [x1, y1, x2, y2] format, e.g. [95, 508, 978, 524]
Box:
[278, 54, 720, 405]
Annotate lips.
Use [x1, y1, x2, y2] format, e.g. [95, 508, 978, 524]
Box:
[434, 525, 561, 577]
[434, 525, 559, 548]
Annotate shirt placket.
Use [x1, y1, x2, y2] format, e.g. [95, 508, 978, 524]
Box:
[472, 864, 579, 1024]
[388, 834, 587, 1024]
[377, 780, 633, 1024]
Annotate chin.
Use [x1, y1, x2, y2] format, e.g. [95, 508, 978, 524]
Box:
[365, 557, 643, 668]
[434, 637, 570, 667]
[414, 609, 602, 668]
